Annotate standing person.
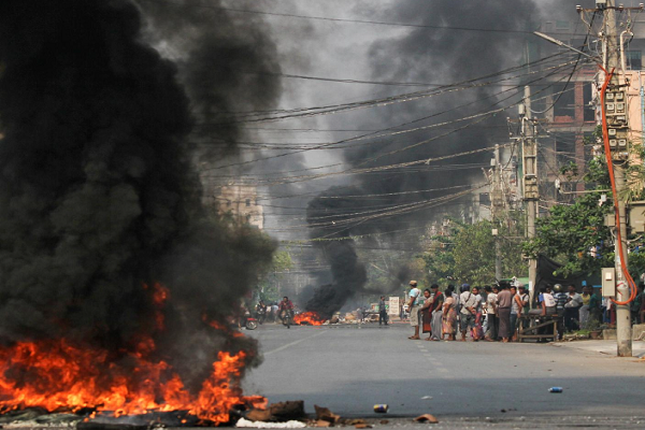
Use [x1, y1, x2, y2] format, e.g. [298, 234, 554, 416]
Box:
[278, 296, 294, 328]
[553, 284, 568, 339]
[271, 302, 279, 323]
[496, 283, 513, 343]
[540, 287, 556, 315]
[459, 284, 478, 341]
[407, 280, 421, 340]
[442, 290, 457, 341]
[429, 284, 444, 341]
[471, 286, 484, 341]
[564, 285, 582, 331]
[484, 285, 498, 341]
[516, 285, 530, 335]
[420, 289, 433, 338]
[510, 286, 523, 341]
[445, 285, 459, 336]
[589, 287, 602, 326]
[579, 286, 591, 329]
[537, 286, 557, 341]
[378, 296, 388, 326]
[517, 285, 530, 314]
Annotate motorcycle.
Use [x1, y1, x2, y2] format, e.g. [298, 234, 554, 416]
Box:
[255, 304, 267, 325]
[241, 310, 258, 330]
[279, 309, 294, 329]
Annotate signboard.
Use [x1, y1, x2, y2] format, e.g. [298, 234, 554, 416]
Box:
[388, 297, 400, 316]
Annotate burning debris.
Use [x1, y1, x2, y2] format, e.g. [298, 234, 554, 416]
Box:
[0, 0, 280, 426]
[0, 285, 267, 425]
[293, 312, 326, 326]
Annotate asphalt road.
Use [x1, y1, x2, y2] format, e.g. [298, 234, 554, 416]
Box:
[241, 322, 645, 428]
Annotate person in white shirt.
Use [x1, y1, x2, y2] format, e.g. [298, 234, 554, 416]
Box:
[564, 284, 582, 331]
[541, 287, 556, 315]
[459, 284, 478, 341]
[484, 285, 498, 341]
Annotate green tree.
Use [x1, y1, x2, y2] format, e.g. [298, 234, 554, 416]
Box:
[258, 249, 294, 302]
[523, 192, 613, 276]
[420, 237, 455, 288]
[523, 155, 613, 277]
[452, 219, 527, 285]
[421, 218, 527, 286]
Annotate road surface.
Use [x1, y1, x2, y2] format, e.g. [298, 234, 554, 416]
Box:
[241, 323, 645, 428]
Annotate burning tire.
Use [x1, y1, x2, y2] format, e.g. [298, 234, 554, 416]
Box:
[245, 319, 258, 330]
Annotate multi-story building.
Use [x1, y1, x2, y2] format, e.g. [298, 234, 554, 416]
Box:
[530, 14, 645, 209]
[214, 184, 264, 229]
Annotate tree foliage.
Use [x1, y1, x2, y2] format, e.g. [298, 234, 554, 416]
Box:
[522, 192, 613, 276]
[421, 218, 527, 286]
[523, 155, 614, 277]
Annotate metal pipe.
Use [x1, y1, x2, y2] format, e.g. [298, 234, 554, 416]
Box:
[619, 29, 633, 80]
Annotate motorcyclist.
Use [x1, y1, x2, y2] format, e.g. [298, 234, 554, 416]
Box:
[278, 296, 294, 327]
[255, 300, 267, 323]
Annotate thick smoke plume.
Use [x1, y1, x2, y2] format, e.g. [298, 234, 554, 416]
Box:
[305, 0, 544, 309]
[136, 0, 282, 153]
[0, 0, 279, 390]
[305, 188, 367, 317]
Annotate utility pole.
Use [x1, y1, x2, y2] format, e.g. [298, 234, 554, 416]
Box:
[576, 0, 640, 356]
[521, 86, 539, 294]
[539, 0, 641, 356]
[603, 0, 632, 357]
[491, 144, 503, 281]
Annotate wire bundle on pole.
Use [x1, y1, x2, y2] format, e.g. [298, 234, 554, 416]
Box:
[599, 66, 637, 305]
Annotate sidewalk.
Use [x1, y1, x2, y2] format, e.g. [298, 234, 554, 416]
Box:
[552, 339, 645, 358]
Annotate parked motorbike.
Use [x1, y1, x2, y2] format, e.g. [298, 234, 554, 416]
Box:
[241, 310, 258, 330]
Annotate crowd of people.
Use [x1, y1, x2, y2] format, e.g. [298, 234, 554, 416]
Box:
[404, 279, 613, 342]
[252, 297, 294, 324]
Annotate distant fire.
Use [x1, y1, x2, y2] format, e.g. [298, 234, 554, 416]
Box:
[0, 283, 264, 425]
[293, 311, 325, 326]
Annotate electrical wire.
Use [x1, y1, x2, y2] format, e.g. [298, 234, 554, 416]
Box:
[599, 67, 637, 305]
[200, 52, 574, 123]
[202, 57, 585, 173]
[140, 0, 595, 37]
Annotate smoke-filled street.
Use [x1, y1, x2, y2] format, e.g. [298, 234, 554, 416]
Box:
[243, 324, 645, 428]
[2, 0, 645, 427]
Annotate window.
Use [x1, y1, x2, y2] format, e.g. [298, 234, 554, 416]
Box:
[245, 199, 251, 207]
[583, 83, 595, 122]
[555, 132, 575, 167]
[626, 50, 642, 70]
[556, 20, 570, 31]
[553, 83, 575, 118]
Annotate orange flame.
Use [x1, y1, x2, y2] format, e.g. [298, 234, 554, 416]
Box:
[293, 311, 325, 326]
[0, 339, 261, 424]
[144, 282, 169, 330]
[0, 283, 265, 425]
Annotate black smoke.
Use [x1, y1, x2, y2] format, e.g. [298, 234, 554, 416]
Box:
[304, 0, 550, 310]
[135, 0, 282, 152]
[0, 0, 279, 391]
[305, 187, 367, 317]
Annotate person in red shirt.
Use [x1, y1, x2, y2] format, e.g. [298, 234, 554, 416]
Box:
[278, 296, 294, 326]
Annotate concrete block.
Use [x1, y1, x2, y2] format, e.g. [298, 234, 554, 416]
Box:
[603, 329, 617, 340]
[633, 324, 645, 341]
